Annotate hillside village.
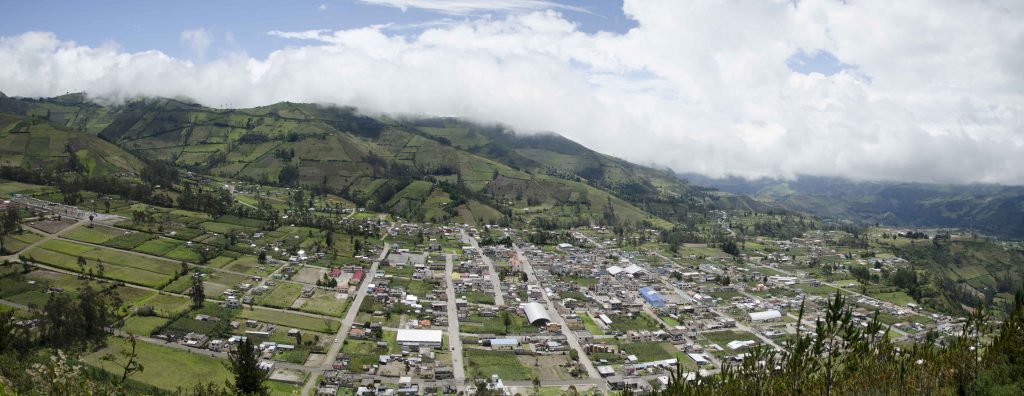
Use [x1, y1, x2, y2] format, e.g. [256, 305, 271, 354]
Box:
[0, 177, 973, 396]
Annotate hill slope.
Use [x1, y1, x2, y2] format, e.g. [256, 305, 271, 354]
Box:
[684, 174, 1024, 239]
[0, 112, 142, 176]
[0, 94, 738, 228]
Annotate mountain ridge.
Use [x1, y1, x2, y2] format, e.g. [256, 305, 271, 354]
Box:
[682, 173, 1024, 239]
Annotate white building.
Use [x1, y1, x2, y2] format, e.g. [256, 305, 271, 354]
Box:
[396, 329, 444, 348]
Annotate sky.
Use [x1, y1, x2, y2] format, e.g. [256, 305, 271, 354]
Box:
[1, 0, 1022, 185]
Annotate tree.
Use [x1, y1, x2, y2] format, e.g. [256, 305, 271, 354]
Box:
[101, 333, 143, 384]
[77, 255, 87, 274]
[502, 311, 512, 334]
[190, 274, 205, 309]
[96, 258, 105, 279]
[228, 337, 270, 396]
[257, 250, 267, 264]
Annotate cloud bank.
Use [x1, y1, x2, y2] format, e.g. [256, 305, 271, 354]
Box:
[1, 0, 1022, 184]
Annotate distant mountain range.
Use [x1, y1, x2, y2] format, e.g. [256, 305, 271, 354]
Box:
[682, 174, 1024, 239]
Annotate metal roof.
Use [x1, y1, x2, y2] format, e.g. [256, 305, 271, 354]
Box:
[396, 329, 444, 344]
[749, 310, 782, 321]
[522, 302, 552, 326]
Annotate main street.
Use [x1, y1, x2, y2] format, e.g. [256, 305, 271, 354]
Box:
[443, 254, 467, 390]
[512, 243, 607, 392]
[300, 242, 388, 395]
[461, 230, 505, 307]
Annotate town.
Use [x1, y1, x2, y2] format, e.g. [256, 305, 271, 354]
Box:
[0, 178, 971, 396]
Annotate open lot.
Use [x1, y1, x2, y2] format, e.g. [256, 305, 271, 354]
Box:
[465, 348, 534, 380]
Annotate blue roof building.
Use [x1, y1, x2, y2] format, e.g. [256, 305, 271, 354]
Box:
[639, 287, 665, 308]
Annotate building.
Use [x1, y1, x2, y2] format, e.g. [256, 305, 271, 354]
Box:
[749, 310, 782, 322]
[489, 338, 519, 350]
[522, 302, 552, 326]
[639, 287, 666, 308]
[396, 329, 444, 348]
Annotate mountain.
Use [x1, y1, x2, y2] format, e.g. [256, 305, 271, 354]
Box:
[683, 174, 1024, 239]
[0, 93, 748, 228]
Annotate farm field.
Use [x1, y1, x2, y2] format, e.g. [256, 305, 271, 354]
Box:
[235, 307, 340, 333]
[257, 283, 303, 308]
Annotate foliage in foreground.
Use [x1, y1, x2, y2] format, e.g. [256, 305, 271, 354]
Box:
[636, 291, 1024, 396]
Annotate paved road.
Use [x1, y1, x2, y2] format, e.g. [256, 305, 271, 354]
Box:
[461, 230, 505, 307]
[443, 253, 467, 390]
[300, 243, 388, 396]
[513, 244, 607, 392]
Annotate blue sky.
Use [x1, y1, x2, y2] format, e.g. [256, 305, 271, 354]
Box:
[2, 0, 636, 59]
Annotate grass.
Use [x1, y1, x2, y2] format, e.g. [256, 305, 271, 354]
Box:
[465, 348, 534, 380]
[1, 232, 42, 254]
[299, 291, 348, 317]
[257, 283, 303, 308]
[341, 339, 387, 373]
[581, 313, 605, 336]
[139, 293, 192, 317]
[607, 313, 661, 332]
[464, 290, 495, 305]
[24, 246, 173, 288]
[123, 316, 171, 336]
[82, 336, 232, 392]
[870, 291, 917, 306]
[103, 232, 154, 250]
[236, 308, 339, 333]
[62, 225, 121, 244]
[460, 313, 539, 335]
[132, 238, 182, 256]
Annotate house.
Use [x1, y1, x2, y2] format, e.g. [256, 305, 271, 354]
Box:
[302, 286, 316, 298]
[489, 338, 518, 350]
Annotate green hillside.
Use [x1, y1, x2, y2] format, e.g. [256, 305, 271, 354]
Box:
[0, 113, 142, 176]
[0, 95, 737, 228]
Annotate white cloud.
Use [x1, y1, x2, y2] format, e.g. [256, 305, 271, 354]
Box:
[1, 0, 1022, 184]
[180, 27, 212, 58]
[317, 3, 327, 12]
[357, 0, 586, 15]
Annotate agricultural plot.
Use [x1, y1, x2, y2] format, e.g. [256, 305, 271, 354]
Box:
[1, 231, 41, 254]
[138, 293, 192, 317]
[124, 315, 171, 336]
[222, 255, 275, 275]
[103, 231, 154, 249]
[24, 242, 175, 288]
[132, 238, 183, 256]
[235, 308, 340, 333]
[62, 225, 122, 244]
[257, 283, 303, 308]
[299, 290, 348, 317]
